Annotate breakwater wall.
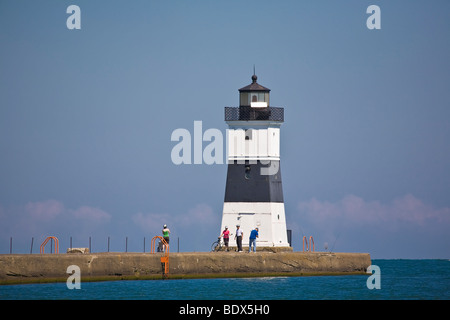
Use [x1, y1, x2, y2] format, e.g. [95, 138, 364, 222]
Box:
[0, 251, 371, 285]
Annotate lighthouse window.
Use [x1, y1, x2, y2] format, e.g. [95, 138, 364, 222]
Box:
[245, 129, 252, 140]
[241, 92, 270, 107]
[251, 93, 267, 103]
[240, 92, 249, 106]
[245, 165, 251, 179]
[249, 92, 269, 108]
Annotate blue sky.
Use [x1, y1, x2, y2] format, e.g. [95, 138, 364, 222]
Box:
[0, 0, 449, 258]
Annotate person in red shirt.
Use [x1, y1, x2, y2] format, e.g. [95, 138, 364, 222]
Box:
[220, 226, 231, 251]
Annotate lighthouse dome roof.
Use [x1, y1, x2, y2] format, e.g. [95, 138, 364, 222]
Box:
[238, 74, 270, 92]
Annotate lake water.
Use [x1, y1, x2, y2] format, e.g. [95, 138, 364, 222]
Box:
[1, 259, 449, 300]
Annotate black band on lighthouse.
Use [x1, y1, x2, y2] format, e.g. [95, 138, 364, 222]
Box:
[224, 160, 284, 203]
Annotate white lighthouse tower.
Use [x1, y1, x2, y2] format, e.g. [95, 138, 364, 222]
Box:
[220, 74, 290, 250]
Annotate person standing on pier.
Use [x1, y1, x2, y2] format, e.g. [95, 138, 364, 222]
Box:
[220, 226, 230, 251]
[235, 225, 243, 252]
[248, 227, 259, 253]
[162, 224, 170, 245]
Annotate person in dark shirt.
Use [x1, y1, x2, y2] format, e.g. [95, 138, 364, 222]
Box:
[248, 227, 259, 253]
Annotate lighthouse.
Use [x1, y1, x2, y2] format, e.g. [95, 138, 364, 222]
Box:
[220, 74, 290, 250]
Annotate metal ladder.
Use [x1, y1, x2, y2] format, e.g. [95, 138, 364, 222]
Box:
[151, 236, 169, 279]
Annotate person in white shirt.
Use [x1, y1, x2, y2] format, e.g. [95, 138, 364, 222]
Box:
[235, 225, 243, 252]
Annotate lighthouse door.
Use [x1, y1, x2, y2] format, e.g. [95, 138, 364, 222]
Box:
[237, 212, 255, 246]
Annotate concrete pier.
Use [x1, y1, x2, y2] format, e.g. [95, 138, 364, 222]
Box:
[0, 251, 371, 285]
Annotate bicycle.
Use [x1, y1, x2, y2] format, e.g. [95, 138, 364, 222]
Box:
[211, 237, 226, 252]
[211, 237, 223, 252]
[212, 231, 234, 252]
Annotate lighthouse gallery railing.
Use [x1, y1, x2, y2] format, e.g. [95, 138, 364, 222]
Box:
[225, 107, 284, 122]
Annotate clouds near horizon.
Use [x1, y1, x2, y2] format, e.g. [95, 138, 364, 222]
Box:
[0, 200, 220, 253]
[131, 203, 219, 251]
[294, 194, 450, 258]
[298, 194, 450, 226]
[2, 195, 448, 257]
[0, 200, 112, 251]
